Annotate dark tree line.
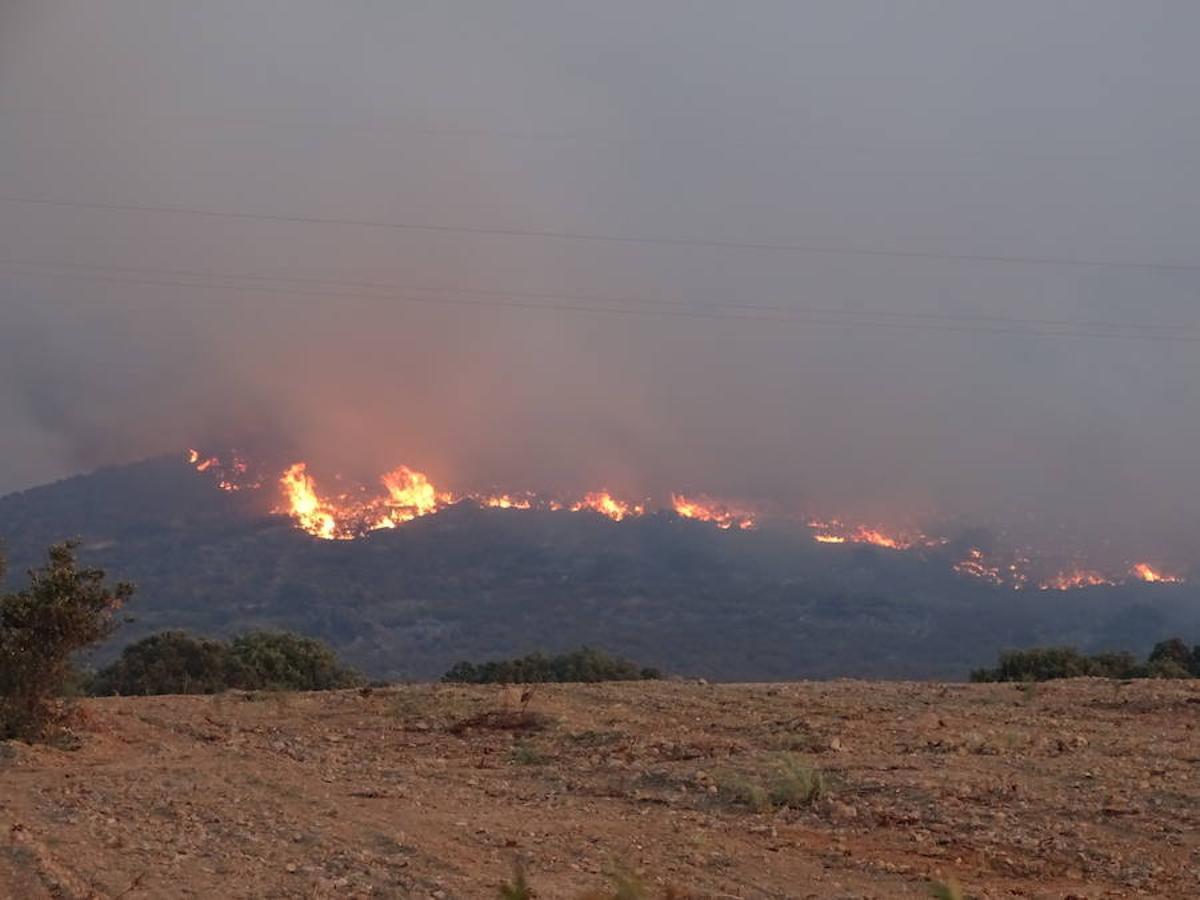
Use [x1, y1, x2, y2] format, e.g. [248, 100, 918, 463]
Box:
[971, 638, 1200, 682]
[443, 646, 661, 684]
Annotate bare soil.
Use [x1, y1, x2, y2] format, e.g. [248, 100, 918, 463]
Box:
[1, 679, 1198, 898]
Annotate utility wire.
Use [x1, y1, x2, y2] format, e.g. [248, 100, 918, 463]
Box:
[1, 257, 1188, 337]
[4, 194, 1200, 273]
[4, 259, 1198, 343]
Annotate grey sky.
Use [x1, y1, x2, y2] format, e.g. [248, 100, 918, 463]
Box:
[2, 1, 1199, 560]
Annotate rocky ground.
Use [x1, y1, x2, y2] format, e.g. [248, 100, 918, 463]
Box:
[1, 679, 1198, 898]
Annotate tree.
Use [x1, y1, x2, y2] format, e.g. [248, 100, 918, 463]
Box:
[1148, 638, 1192, 671]
[90, 631, 234, 696]
[0, 543, 132, 739]
[228, 631, 362, 691]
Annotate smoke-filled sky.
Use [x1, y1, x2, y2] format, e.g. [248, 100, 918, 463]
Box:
[2, 1, 1200, 559]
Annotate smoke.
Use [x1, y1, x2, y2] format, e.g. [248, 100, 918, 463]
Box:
[2, 1, 1200, 562]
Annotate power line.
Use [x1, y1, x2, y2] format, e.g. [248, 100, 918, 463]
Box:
[1, 257, 1188, 336]
[4, 194, 1200, 273]
[4, 258, 1198, 343]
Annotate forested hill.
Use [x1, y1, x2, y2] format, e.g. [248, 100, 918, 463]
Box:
[2, 457, 1198, 681]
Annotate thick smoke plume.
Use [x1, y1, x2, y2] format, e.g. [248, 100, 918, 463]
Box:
[2, 1, 1200, 563]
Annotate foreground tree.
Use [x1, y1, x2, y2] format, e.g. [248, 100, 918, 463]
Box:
[0, 543, 132, 740]
[91, 629, 362, 695]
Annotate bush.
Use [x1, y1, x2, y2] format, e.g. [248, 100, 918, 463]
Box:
[89, 631, 235, 696]
[228, 631, 362, 691]
[91, 629, 361, 695]
[443, 647, 661, 684]
[971, 638, 1198, 682]
[0, 543, 132, 740]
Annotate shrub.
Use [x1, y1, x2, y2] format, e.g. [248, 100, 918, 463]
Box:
[228, 631, 362, 691]
[444, 647, 661, 684]
[0, 543, 132, 740]
[90, 631, 234, 696]
[717, 754, 826, 812]
[971, 638, 1200, 682]
[765, 753, 826, 807]
[1148, 638, 1196, 674]
[91, 629, 361, 695]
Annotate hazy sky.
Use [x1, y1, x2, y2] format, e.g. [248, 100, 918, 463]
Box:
[2, 1, 1199, 559]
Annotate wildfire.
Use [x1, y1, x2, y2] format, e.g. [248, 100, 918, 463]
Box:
[381, 465, 453, 521]
[570, 491, 644, 522]
[1129, 563, 1184, 584]
[182, 450, 1196, 579]
[1039, 569, 1115, 591]
[671, 494, 756, 530]
[953, 548, 1003, 585]
[807, 519, 936, 550]
[279, 463, 339, 540]
[187, 449, 260, 491]
[480, 494, 534, 510]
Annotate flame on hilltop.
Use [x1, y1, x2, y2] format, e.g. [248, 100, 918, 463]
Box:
[1039, 569, 1115, 591]
[807, 519, 939, 550]
[381, 465, 453, 521]
[184, 450, 1193, 584]
[279, 463, 339, 540]
[480, 494, 534, 510]
[570, 491, 644, 522]
[1129, 563, 1184, 584]
[952, 548, 1031, 590]
[953, 548, 1003, 585]
[671, 494, 756, 530]
[187, 449, 260, 491]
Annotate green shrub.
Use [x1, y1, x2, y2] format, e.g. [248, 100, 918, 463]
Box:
[229, 631, 362, 691]
[971, 638, 1198, 682]
[91, 629, 361, 695]
[90, 631, 234, 696]
[0, 543, 132, 740]
[444, 647, 661, 684]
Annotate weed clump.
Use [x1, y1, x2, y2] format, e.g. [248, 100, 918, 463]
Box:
[717, 753, 826, 812]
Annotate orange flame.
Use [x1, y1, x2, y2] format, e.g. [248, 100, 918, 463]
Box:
[808, 519, 934, 550]
[187, 449, 259, 491]
[279, 463, 339, 540]
[1129, 563, 1184, 584]
[480, 494, 534, 510]
[671, 494, 756, 530]
[381, 465, 453, 522]
[1039, 569, 1115, 591]
[953, 548, 1003, 585]
[570, 491, 644, 522]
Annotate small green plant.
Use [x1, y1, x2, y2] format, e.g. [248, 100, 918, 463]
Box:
[509, 742, 548, 766]
[766, 753, 826, 807]
[717, 754, 826, 812]
[498, 861, 533, 900]
[716, 772, 772, 813]
[929, 877, 965, 900]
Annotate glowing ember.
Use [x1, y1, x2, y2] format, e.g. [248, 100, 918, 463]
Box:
[1129, 563, 1184, 584]
[953, 548, 1004, 585]
[807, 519, 935, 550]
[479, 494, 534, 510]
[186, 449, 260, 491]
[570, 491, 644, 522]
[1039, 569, 1115, 591]
[671, 494, 756, 530]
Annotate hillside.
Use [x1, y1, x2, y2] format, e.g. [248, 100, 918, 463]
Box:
[2, 680, 1199, 898]
[2, 458, 1199, 681]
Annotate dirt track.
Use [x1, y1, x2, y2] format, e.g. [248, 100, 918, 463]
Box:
[1, 679, 1198, 898]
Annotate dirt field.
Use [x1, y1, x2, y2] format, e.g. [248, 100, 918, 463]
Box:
[1, 679, 1198, 898]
